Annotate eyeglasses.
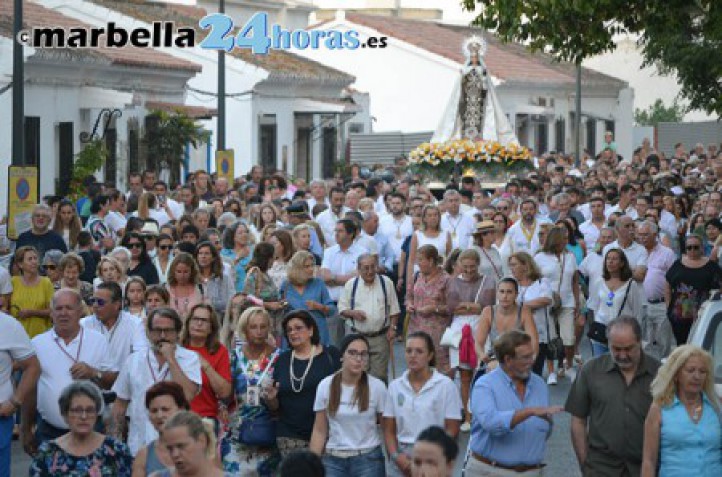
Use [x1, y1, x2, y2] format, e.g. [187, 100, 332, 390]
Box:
[149, 327, 177, 336]
[128, 243, 143, 249]
[88, 297, 107, 306]
[44, 264, 57, 270]
[346, 350, 370, 361]
[68, 407, 97, 418]
[159, 245, 173, 250]
[686, 245, 701, 251]
[189, 316, 210, 325]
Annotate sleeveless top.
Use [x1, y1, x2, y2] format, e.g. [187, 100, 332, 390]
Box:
[415, 230, 448, 261]
[659, 394, 722, 477]
[489, 305, 523, 344]
[145, 441, 167, 475]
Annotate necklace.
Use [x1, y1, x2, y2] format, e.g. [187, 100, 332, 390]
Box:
[290, 345, 316, 393]
[54, 328, 84, 364]
[521, 220, 536, 246]
[393, 216, 406, 239]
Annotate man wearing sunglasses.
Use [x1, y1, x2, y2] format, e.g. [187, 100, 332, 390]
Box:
[80, 282, 148, 371]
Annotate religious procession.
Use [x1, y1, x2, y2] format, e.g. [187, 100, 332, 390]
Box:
[1, 1, 721, 476]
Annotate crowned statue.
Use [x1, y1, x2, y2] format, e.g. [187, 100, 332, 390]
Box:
[431, 36, 518, 146]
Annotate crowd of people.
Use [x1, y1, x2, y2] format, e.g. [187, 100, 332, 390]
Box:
[0, 136, 721, 476]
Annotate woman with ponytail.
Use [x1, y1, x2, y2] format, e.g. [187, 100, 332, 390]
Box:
[309, 334, 387, 477]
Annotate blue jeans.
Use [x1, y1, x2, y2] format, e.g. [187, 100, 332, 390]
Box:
[591, 340, 609, 357]
[0, 416, 12, 477]
[323, 446, 386, 477]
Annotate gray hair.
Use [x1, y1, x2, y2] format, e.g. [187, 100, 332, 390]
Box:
[606, 315, 642, 342]
[637, 220, 658, 235]
[443, 189, 460, 199]
[554, 192, 570, 204]
[600, 226, 617, 239]
[58, 380, 104, 417]
[217, 212, 237, 230]
[310, 179, 327, 190]
[357, 253, 379, 269]
[51, 288, 84, 310]
[110, 246, 131, 263]
[362, 211, 377, 222]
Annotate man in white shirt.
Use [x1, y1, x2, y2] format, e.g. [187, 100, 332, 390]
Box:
[0, 266, 12, 314]
[440, 190, 475, 250]
[500, 199, 548, 260]
[0, 312, 40, 472]
[153, 181, 184, 221]
[578, 187, 611, 221]
[606, 184, 636, 218]
[338, 254, 400, 383]
[316, 187, 350, 247]
[104, 190, 128, 236]
[603, 215, 648, 282]
[80, 282, 148, 371]
[579, 197, 607, 251]
[650, 191, 679, 239]
[110, 307, 201, 455]
[379, 193, 413, 269]
[320, 219, 366, 346]
[22, 289, 116, 449]
[306, 179, 330, 217]
[357, 211, 394, 273]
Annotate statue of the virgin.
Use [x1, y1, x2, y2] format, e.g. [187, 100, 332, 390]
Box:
[431, 36, 518, 146]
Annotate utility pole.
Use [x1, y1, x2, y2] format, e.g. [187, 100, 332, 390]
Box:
[575, 62, 582, 167]
[217, 0, 226, 151]
[12, 0, 25, 166]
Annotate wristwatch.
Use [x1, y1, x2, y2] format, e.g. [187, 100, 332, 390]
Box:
[95, 370, 103, 381]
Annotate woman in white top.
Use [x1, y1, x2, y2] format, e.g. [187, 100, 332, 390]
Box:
[383, 331, 462, 477]
[153, 234, 175, 286]
[470, 220, 504, 280]
[534, 226, 580, 379]
[509, 252, 555, 381]
[406, 204, 451, 286]
[310, 334, 386, 477]
[133, 192, 174, 227]
[590, 248, 644, 356]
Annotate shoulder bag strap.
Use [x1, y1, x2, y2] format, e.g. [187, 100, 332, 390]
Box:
[557, 253, 565, 295]
[474, 276, 486, 304]
[616, 280, 633, 319]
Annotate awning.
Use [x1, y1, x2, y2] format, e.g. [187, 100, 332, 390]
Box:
[78, 86, 133, 109]
[145, 101, 217, 119]
[293, 97, 362, 114]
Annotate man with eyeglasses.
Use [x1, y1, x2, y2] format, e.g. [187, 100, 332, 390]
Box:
[16, 204, 67, 261]
[338, 254, 400, 383]
[110, 307, 201, 455]
[80, 282, 147, 372]
[466, 330, 563, 476]
[22, 289, 116, 454]
[603, 216, 648, 282]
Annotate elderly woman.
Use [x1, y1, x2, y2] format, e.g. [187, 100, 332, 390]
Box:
[108, 247, 131, 290]
[180, 303, 231, 425]
[265, 310, 341, 458]
[221, 307, 282, 475]
[194, 241, 234, 318]
[166, 252, 207, 321]
[10, 246, 54, 338]
[221, 221, 255, 293]
[123, 232, 160, 286]
[470, 221, 503, 280]
[59, 252, 94, 306]
[279, 251, 335, 347]
[445, 248, 496, 432]
[642, 345, 721, 477]
[30, 381, 133, 476]
[156, 411, 227, 477]
[665, 233, 722, 344]
[407, 244, 451, 374]
[132, 382, 190, 477]
[41, 249, 64, 290]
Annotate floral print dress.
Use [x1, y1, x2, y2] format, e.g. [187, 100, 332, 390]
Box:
[220, 343, 281, 476]
[30, 436, 132, 477]
[408, 270, 451, 373]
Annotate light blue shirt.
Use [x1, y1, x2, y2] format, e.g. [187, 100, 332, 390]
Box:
[470, 366, 551, 466]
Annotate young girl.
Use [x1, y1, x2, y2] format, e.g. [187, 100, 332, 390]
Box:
[124, 277, 147, 322]
[309, 334, 387, 477]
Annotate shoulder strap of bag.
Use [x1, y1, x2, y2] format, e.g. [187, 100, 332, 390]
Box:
[616, 280, 633, 319]
[516, 303, 523, 329]
[474, 276, 486, 304]
[557, 253, 565, 294]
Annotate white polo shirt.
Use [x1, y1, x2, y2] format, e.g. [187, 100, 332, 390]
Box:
[441, 212, 475, 250]
[579, 252, 605, 310]
[579, 220, 603, 250]
[80, 311, 149, 371]
[32, 327, 116, 429]
[500, 219, 549, 259]
[316, 207, 350, 247]
[322, 242, 366, 302]
[113, 347, 201, 455]
[603, 240, 649, 270]
[383, 370, 462, 445]
[378, 214, 413, 264]
[0, 312, 34, 402]
[337, 275, 400, 334]
[104, 211, 127, 235]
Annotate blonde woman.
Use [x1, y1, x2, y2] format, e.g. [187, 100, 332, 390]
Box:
[156, 411, 223, 477]
[642, 345, 721, 477]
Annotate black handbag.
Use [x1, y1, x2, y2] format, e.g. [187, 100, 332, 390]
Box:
[587, 280, 632, 345]
[544, 305, 565, 360]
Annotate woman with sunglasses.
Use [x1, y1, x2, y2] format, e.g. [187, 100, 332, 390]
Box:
[665, 234, 722, 344]
[309, 334, 387, 477]
[122, 232, 160, 286]
[153, 233, 176, 285]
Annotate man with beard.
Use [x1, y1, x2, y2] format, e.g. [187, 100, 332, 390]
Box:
[500, 199, 548, 260]
[565, 316, 660, 476]
[110, 307, 201, 455]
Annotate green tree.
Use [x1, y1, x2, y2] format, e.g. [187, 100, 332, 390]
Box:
[463, 0, 722, 116]
[68, 139, 107, 199]
[144, 110, 209, 186]
[634, 99, 685, 126]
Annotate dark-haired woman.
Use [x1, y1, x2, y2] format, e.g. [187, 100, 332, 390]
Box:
[180, 303, 232, 424]
[123, 232, 160, 286]
[153, 234, 175, 286]
[221, 221, 254, 293]
[310, 334, 387, 477]
[52, 199, 83, 250]
[132, 382, 190, 477]
[195, 241, 234, 318]
[264, 310, 340, 458]
[383, 332, 461, 477]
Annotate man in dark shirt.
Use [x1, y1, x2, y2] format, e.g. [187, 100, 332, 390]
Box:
[565, 316, 660, 477]
[16, 204, 67, 260]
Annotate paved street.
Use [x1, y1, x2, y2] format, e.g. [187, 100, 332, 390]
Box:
[10, 339, 588, 476]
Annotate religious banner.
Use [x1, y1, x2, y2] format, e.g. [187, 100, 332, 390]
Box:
[215, 149, 234, 183]
[7, 166, 39, 239]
